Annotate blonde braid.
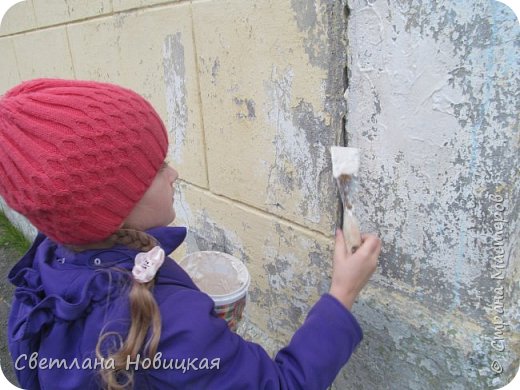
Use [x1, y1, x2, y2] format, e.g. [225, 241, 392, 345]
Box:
[65, 228, 159, 253]
[64, 228, 163, 390]
[111, 229, 159, 252]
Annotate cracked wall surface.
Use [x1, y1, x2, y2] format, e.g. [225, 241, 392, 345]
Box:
[0, 0, 519, 389]
[343, 0, 519, 389]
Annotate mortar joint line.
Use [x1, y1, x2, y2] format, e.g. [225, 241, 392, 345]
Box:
[187, 2, 210, 189]
[0, 0, 192, 38]
[64, 26, 76, 79]
[9, 35, 22, 83]
[177, 179, 335, 242]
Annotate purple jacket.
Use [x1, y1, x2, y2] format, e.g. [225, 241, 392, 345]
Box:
[7, 226, 363, 389]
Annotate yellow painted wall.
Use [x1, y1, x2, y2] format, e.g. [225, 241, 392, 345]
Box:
[0, 0, 343, 359]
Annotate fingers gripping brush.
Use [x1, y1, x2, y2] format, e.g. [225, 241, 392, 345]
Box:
[331, 146, 362, 252]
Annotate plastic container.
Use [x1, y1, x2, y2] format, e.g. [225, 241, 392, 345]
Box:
[179, 251, 250, 331]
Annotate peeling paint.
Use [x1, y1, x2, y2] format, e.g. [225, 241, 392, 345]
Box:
[211, 57, 220, 84]
[175, 182, 247, 261]
[348, 0, 518, 314]
[264, 66, 333, 224]
[290, 0, 328, 68]
[163, 32, 188, 164]
[346, 0, 519, 387]
[233, 97, 256, 119]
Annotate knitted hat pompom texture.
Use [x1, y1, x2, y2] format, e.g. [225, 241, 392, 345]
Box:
[0, 78, 169, 245]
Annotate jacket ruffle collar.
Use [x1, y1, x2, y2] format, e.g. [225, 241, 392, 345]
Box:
[7, 226, 188, 342]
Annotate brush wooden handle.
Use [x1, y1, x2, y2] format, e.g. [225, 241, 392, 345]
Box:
[343, 208, 362, 252]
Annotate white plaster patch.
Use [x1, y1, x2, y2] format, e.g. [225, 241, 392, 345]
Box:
[345, 0, 517, 301]
[163, 33, 187, 164]
[175, 183, 245, 257]
[264, 65, 327, 224]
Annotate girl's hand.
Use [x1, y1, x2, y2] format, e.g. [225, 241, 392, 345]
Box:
[329, 229, 381, 310]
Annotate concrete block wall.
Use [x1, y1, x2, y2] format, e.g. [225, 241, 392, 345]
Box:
[0, 0, 518, 389]
[0, 0, 345, 375]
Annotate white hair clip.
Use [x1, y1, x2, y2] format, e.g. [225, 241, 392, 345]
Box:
[132, 246, 165, 283]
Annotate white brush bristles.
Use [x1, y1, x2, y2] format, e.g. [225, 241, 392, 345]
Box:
[331, 146, 360, 178]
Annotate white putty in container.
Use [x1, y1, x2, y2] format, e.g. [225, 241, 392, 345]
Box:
[178, 251, 249, 297]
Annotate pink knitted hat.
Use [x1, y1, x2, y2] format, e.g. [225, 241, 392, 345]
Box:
[0, 78, 169, 245]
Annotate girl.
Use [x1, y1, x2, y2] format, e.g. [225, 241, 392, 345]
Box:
[0, 78, 381, 389]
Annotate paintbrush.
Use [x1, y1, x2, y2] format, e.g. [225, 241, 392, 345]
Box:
[331, 146, 362, 252]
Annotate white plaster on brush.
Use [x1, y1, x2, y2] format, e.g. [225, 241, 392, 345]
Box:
[331, 146, 360, 177]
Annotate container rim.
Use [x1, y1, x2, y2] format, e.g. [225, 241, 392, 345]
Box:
[179, 250, 251, 305]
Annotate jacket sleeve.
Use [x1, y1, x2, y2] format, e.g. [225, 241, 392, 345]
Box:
[143, 289, 363, 390]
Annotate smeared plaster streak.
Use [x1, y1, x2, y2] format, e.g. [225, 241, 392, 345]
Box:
[264, 65, 328, 224]
[174, 182, 245, 255]
[342, 283, 508, 388]
[452, 0, 504, 311]
[345, 11, 520, 378]
[348, 0, 511, 296]
[346, 0, 519, 385]
[163, 32, 187, 164]
[174, 180, 193, 227]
